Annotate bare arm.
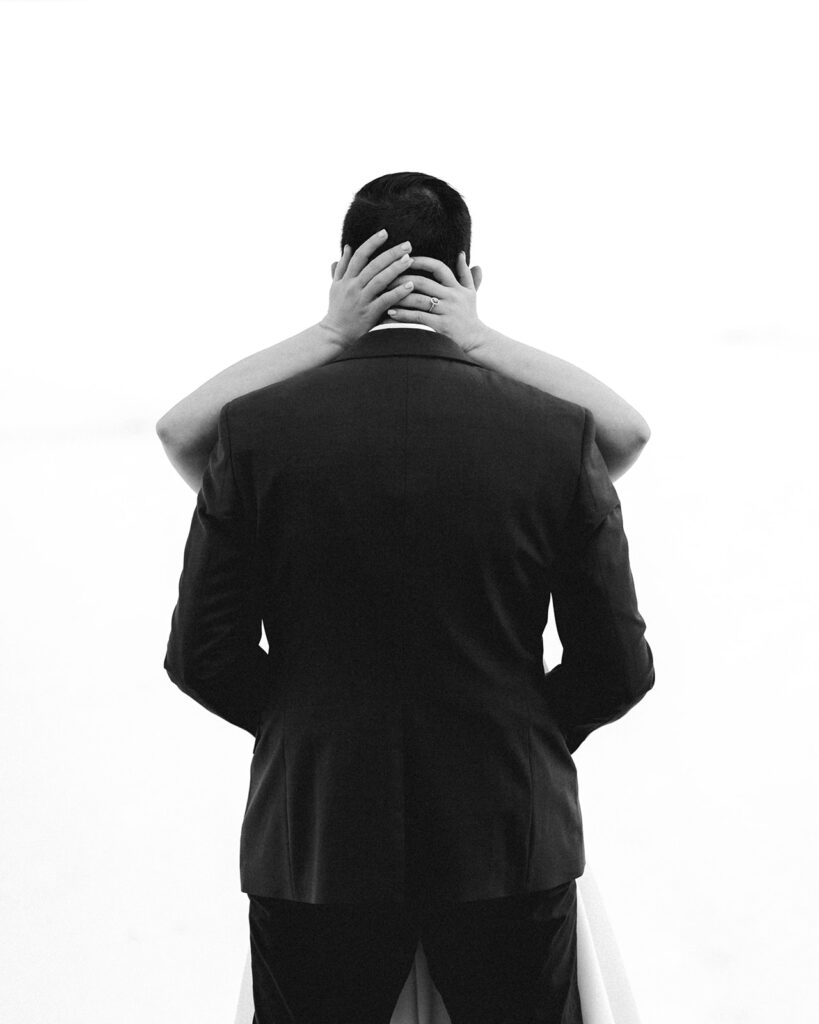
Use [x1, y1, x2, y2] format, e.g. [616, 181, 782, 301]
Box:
[159, 239, 650, 490]
[156, 231, 418, 491]
[156, 323, 345, 491]
[157, 321, 649, 490]
[544, 409, 655, 753]
[466, 325, 650, 481]
[387, 253, 650, 482]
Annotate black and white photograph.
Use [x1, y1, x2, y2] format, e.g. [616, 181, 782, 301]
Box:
[1, 3, 816, 1022]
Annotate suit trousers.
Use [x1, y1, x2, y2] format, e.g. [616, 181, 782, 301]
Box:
[247, 880, 583, 1024]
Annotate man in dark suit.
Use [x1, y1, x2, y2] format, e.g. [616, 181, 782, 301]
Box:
[164, 172, 654, 1023]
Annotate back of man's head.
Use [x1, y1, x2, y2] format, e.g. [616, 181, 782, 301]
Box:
[340, 172, 471, 282]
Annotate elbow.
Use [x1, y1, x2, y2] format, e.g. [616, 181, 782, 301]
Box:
[155, 407, 198, 453]
[610, 640, 655, 708]
[164, 645, 202, 697]
[164, 645, 184, 687]
[606, 669, 654, 725]
[164, 625, 192, 686]
[626, 416, 651, 458]
[634, 664, 655, 704]
[608, 420, 651, 480]
[155, 412, 179, 448]
[626, 644, 656, 705]
[155, 414, 198, 468]
[635, 418, 651, 449]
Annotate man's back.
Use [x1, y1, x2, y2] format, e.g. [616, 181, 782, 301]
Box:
[166, 327, 654, 903]
[231, 328, 581, 712]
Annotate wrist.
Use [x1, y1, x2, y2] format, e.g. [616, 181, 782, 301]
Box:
[317, 316, 353, 351]
[461, 319, 496, 357]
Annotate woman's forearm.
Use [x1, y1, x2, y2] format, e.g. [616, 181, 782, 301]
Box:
[468, 325, 650, 480]
[156, 321, 346, 490]
[157, 316, 651, 491]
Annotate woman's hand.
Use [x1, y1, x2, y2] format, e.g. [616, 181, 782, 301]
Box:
[384, 252, 484, 353]
[320, 229, 418, 348]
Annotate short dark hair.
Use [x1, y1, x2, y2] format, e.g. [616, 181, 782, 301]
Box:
[340, 172, 471, 281]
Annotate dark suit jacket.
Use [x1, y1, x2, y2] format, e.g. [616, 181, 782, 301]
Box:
[164, 327, 655, 903]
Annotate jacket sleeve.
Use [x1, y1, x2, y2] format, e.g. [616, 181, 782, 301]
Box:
[544, 409, 655, 754]
[164, 403, 269, 735]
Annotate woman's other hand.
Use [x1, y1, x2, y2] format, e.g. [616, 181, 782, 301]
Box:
[384, 252, 484, 353]
[320, 229, 417, 348]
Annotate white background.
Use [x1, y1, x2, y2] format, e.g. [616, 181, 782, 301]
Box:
[1, 2, 817, 1022]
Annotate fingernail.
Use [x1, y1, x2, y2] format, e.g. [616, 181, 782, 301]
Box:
[387, 310, 397, 316]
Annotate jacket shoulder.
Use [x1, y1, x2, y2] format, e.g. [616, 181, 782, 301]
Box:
[222, 358, 592, 452]
[220, 363, 338, 427]
[475, 364, 590, 440]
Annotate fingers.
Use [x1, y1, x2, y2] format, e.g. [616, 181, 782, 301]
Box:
[372, 272, 446, 306]
[455, 251, 475, 290]
[333, 244, 352, 281]
[346, 229, 391, 278]
[359, 240, 413, 288]
[363, 253, 416, 299]
[388, 273, 446, 297]
[386, 306, 436, 327]
[374, 279, 416, 318]
[397, 255, 459, 287]
[388, 291, 443, 313]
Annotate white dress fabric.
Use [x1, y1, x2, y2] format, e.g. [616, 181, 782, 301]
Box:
[233, 865, 642, 1024]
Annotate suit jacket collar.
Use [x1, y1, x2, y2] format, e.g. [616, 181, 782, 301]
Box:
[328, 327, 482, 368]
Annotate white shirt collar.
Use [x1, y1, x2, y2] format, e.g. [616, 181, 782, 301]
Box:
[370, 322, 435, 332]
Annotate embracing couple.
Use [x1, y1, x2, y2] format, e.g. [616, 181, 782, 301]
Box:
[158, 171, 655, 1023]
